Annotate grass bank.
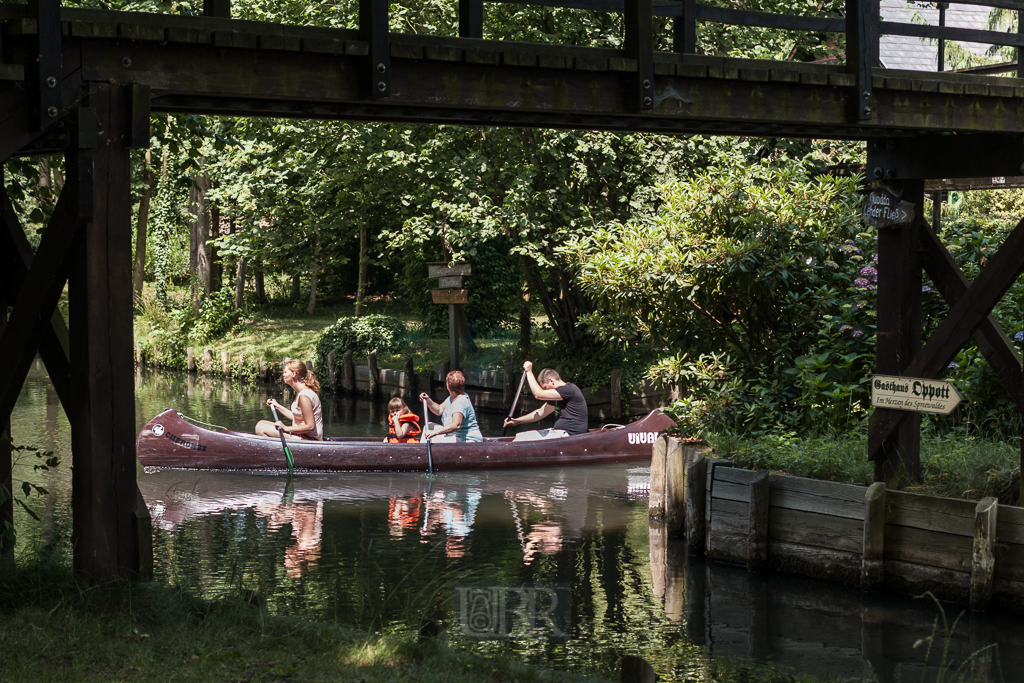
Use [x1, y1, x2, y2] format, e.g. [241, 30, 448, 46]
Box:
[0, 559, 597, 683]
[708, 430, 1022, 503]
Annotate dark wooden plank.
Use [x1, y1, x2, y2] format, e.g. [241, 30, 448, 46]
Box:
[716, 466, 756, 485]
[711, 480, 749, 504]
[672, 0, 696, 53]
[767, 540, 862, 585]
[870, 215, 1024, 460]
[971, 497, 998, 610]
[768, 506, 862, 553]
[996, 504, 1024, 543]
[880, 21, 1024, 49]
[884, 524, 973, 571]
[203, 0, 231, 17]
[695, 4, 844, 32]
[861, 482, 885, 587]
[845, 0, 877, 121]
[32, 0, 63, 131]
[884, 559, 970, 604]
[886, 490, 976, 536]
[686, 454, 707, 551]
[623, 0, 654, 110]
[994, 535, 1024, 581]
[747, 470, 769, 571]
[459, 0, 483, 39]
[359, 0, 390, 98]
[918, 223, 1021, 409]
[0, 203, 10, 558]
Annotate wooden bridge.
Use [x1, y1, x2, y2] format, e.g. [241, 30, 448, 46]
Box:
[1, 0, 1023, 580]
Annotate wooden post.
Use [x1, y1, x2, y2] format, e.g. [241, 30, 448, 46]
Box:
[971, 496, 998, 610]
[342, 350, 355, 393]
[327, 351, 336, 391]
[619, 656, 656, 683]
[610, 368, 622, 419]
[845, 0, 878, 121]
[258, 356, 265, 381]
[221, 350, 229, 377]
[861, 482, 886, 588]
[187, 347, 196, 373]
[203, 349, 213, 375]
[237, 353, 244, 375]
[747, 470, 769, 572]
[673, 0, 696, 53]
[649, 435, 668, 518]
[872, 180, 924, 486]
[448, 303, 459, 371]
[403, 356, 415, 402]
[665, 438, 686, 534]
[685, 454, 708, 553]
[649, 519, 666, 602]
[684, 560, 707, 645]
[502, 366, 513, 411]
[458, 0, 483, 38]
[368, 350, 379, 399]
[68, 83, 141, 579]
[0, 279, 11, 559]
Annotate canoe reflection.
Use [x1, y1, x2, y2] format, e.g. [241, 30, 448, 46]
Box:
[140, 465, 644, 571]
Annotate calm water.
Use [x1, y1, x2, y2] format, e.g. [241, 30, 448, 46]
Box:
[9, 361, 1024, 682]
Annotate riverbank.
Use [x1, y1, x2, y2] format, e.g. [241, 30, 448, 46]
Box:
[0, 560, 598, 683]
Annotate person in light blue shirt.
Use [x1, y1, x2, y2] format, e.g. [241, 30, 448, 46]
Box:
[419, 370, 484, 442]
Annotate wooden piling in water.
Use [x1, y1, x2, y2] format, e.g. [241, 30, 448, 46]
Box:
[187, 347, 196, 373]
[649, 435, 668, 518]
[258, 356, 265, 381]
[203, 349, 213, 374]
[368, 350, 379, 399]
[971, 496, 998, 610]
[403, 357, 415, 402]
[610, 368, 622, 419]
[341, 350, 354, 393]
[685, 454, 707, 553]
[665, 437, 686, 534]
[747, 470, 769, 572]
[221, 351, 229, 377]
[862, 482, 886, 588]
[619, 655, 655, 683]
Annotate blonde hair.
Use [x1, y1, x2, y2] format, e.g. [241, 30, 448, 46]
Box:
[285, 360, 320, 393]
[388, 397, 409, 413]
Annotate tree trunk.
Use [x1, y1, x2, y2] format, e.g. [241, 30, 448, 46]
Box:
[290, 273, 301, 302]
[132, 148, 154, 304]
[234, 256, 247, 310]
[519, 287, 531, 350]
[209, 203, 221, 292]
[355, 226, 368, 316]
[189, 174, 211, 316]
[305, 269, 317, 315]
[255, 267, 266, 303]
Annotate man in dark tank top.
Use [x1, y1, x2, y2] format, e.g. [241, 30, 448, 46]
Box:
[503, 361, 589, 436]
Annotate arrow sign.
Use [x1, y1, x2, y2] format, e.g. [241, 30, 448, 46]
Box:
[862, 189, 916, 228]
[870, 374, 962, 415]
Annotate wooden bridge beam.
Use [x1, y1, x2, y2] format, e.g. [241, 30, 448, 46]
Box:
[68, 84, 139, 580]
[871, 180, 924, 485]
[0, 252, 9, 559]
[869, 214, 1024, 464]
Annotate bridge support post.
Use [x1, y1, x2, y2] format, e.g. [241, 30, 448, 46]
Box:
[0, 265, 9, 559]
[68, 83, 141, 580]
[872, 180, 924, 486]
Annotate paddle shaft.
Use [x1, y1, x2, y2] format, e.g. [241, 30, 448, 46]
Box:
[270, 404, 295, 473]
[502, 370, 529, 437]
[422, 398, 434, 475]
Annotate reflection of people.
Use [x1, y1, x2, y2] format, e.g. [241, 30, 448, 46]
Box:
[253, 500, 324, 578]
[419, 370, 483, 442]
[388, 494, 423, 537]
[502, 361, 589, 436]
[255, 360, 323, 441]
[384, 397, 422, 443]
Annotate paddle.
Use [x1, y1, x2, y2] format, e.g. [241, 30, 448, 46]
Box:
[422, 398, 434, 475]
[502, 370, 529, 437]
[270, 404, 295, 473]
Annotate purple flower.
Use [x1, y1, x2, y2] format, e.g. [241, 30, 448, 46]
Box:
[948, 362, 959, 369]
[856, 301, 866, 309]
[839, 325, 852, 333]
[922, 285, 932, 293]
[1016, 331, 1024, 342]
[852, 330, 864, 338]
[854, 277, 870, 288]
[872, 254, 878, 263]
[860, 265, 877, 278]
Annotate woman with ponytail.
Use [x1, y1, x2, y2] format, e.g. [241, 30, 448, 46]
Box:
[255, 360, 324, 441]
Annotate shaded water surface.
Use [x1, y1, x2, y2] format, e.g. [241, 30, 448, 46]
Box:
[10, 362, 1024, 682]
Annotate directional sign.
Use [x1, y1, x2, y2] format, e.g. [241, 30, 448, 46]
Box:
[428, 262, 472, 278]
[432, 289, 469, 305]
[870, 374, 962, 415]
[438, 275, 463, 289]
[862, 189, 916, 228]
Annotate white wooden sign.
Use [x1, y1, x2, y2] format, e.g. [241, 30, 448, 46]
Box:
[870, 374, 962, 415]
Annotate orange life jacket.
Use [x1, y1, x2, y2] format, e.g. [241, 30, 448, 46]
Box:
[388, 410, 421, 443]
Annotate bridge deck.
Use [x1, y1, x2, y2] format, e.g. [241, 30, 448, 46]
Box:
[1, 5, 1023, 143]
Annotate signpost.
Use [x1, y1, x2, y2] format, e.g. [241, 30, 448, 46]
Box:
[862, 188, 916, 228]
[428, 261, 471, 371]
[870, 374, 962, 415]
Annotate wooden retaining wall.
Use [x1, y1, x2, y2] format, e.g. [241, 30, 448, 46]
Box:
[651, 435, 1024, 612]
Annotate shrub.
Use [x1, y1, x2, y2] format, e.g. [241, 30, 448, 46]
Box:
[187, 289, 238, 345]
[314, 314, 408, 375]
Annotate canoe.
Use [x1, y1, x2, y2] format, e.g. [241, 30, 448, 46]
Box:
[136, 408, 676, 472]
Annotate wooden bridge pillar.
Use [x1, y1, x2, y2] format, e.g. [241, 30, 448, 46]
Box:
[0, 275, 10, 559]
[68, 83, 140, 580]
[873, 180, 924, 485]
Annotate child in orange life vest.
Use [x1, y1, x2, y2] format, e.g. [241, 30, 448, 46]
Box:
[385, 397, 422, 443]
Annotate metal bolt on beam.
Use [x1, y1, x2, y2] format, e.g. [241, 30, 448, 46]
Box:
[643, 79, 651, 89]
[122, 57, 132, 68]
[45, 76, 56, 88]
[873, 167, 883, 179]
[643, 96, 652, 107]
[377, 81, 387, 92]
[46, 106, 57, 118]
[377, 63, 386, 74]
[864, 106, 871, 115]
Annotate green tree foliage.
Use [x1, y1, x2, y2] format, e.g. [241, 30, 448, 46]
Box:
[314, 315, 408, 373]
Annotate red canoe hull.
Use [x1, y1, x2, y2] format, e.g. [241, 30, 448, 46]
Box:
[136, 408, 677, 472]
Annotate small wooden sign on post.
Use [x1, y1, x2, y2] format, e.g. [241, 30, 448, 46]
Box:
[862, 188, 916, 228]
[428, 261, 471, 372]
[870, 374, 962, 415]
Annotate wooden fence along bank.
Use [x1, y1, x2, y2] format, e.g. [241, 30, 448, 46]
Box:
[136, 346, 681, 419]
[650, 436, 1024, 613]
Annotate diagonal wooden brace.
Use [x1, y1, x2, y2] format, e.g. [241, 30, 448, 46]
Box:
[0, 166, 90, 422]
[918, 222, 1022, 409]
[869, 216, 1024, 460]
[0, 189, 72, 411]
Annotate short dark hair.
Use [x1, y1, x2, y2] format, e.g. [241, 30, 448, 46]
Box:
[537, 368, 560, 385]
[446, 370, 466, 394]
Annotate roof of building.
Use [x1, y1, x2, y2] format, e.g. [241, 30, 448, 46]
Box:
[879, 0, 996, 71]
